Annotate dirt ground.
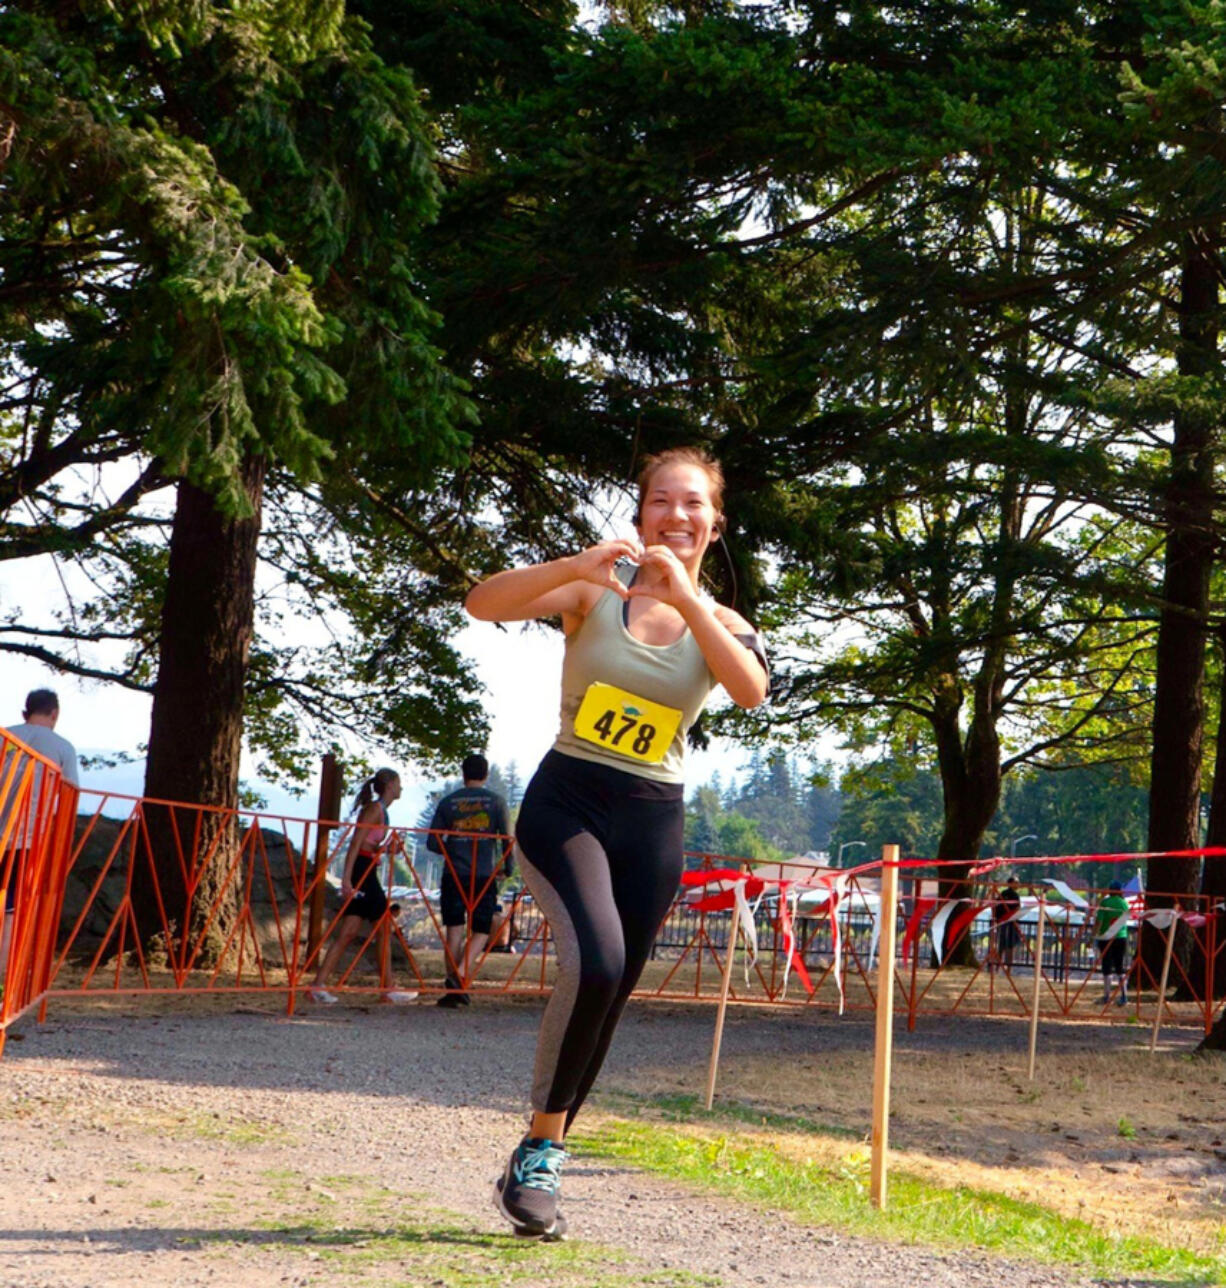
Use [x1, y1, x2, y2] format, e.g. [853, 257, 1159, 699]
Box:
[0, 991, 1221, 1288]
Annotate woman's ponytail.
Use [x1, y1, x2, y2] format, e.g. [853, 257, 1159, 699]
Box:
[352, 767, 398, 814]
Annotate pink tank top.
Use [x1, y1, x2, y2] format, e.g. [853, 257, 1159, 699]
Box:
[358, 805, 389, 853]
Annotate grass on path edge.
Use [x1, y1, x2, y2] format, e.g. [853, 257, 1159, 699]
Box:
[578, 1094, 1226, 1287]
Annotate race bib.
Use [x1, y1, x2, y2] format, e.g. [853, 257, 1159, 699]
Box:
[573, 682, 681, 765]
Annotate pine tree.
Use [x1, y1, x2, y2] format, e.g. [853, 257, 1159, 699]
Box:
[1, 2, 473, 956]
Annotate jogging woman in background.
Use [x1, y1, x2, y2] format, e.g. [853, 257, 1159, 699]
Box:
[465, 448, 768, 1239]
[308, 767, 404, 1004]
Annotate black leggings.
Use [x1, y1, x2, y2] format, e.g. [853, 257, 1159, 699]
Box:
[515, 750, 684, 1127]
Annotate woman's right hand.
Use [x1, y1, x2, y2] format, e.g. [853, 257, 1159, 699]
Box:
[341, 877, 354, 900]
[566, 539, 641, 598]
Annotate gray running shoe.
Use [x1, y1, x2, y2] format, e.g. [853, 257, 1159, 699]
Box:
[494, 1136, 567, 1238]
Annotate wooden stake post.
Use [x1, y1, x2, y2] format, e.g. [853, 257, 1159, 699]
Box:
[1149, 911, 1179, 1054]
[870, 845, 900, 1210]
[1027, 898, 1047, 1081]
[705, 899, 741, 1110]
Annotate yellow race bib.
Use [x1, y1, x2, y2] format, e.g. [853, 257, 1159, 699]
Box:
[572, 682, 682, 765]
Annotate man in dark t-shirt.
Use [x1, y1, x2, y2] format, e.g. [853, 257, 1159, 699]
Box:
[991, 873, 1022, 971]
[427, 753, 511, 1008]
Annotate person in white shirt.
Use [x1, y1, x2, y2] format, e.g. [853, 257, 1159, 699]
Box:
[1, 689, 79, 975]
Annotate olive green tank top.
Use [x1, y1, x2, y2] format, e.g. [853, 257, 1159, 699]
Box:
[551, 568, 717, 783]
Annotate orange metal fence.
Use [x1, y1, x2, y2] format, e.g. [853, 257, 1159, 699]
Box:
[5, 784, 1224, 1049]
[0, 728, 78, 1053]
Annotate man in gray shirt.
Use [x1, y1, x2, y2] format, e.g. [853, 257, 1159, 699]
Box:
[2, 688, 79, 974]
[427, 753, 511, 1007]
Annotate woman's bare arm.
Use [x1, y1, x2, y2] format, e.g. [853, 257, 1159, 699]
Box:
[465, 540, 640, 632]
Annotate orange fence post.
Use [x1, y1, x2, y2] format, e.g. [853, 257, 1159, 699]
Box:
[0, 728, 70, 1056]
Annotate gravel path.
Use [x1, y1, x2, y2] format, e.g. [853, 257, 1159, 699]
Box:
[0, 997, 1143, 1287]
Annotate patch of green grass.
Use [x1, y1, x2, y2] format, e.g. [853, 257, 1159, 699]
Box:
[576, 1117, 1226, 1287]
[1117, 1115, 1137, 1139]
[596, 1089, 858, 1139]
[176, 1112, 291, 1147]
[233, 1169, 715, 1286]
[244, 1214, 718, 1288]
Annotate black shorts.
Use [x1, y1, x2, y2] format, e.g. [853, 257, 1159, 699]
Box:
[1098, 937, 1127, 975]
[440, 868, 499, 934]
[995, 920, 1021, 953]
[346, 852, 389, 924]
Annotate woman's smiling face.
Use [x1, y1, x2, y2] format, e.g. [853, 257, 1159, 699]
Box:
[636, 462, 721, 566]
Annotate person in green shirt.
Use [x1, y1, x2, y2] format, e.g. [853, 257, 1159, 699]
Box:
[1094, 880, 1131, 1006]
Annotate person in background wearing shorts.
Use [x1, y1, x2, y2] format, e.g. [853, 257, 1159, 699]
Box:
[427, 754, 511, 1008]
[991, 872, 1022, 972]
[308, 768, 411, 1004]
[1095, 879, 1131, 1006]
[465, 446, 769, 1239]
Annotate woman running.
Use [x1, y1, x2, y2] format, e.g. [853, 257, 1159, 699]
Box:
[308, 767, 403, 1004]
[465, 447, 768, 1239]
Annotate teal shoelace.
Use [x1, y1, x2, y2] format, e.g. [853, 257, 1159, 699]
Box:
[515, 1141, 566, 1192]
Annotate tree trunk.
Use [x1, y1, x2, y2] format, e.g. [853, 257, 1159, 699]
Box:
[932, 686, 1002, 966]
[134, 455, 266, 966]
[1145, 232, 1218, 989]
[1193, 627, 1226, 1001]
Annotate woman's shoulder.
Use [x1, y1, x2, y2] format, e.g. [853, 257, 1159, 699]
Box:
[713, 603, 757, 635]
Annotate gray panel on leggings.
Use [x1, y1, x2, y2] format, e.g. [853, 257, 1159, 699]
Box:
[517, 846, 582, 1111]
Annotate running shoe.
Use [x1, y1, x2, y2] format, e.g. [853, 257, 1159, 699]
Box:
[307, 987, 337, 1005]
[494, 1136, 567, 1238]
[437, 973, 471, 1007]
[382, 990, 419, 1004]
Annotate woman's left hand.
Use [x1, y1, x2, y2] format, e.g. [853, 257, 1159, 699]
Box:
[627, 544, 700, 610]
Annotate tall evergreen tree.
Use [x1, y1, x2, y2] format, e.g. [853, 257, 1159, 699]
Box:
[1, 1, 474, 955]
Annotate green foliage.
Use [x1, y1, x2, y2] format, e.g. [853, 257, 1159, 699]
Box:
[690, 747, 1149, 869]
[684, 781, 783, 862]
[7, 0, 1226, 837]
[831, 757, 946, 860]
[0, 0, 482, 777]
[992, 759, 1150, 878]
[686, 751, 840, 860]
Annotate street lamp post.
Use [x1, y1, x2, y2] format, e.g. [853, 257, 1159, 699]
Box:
[1009, 833, 1037, 862]
[838, 840, 866, 867]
